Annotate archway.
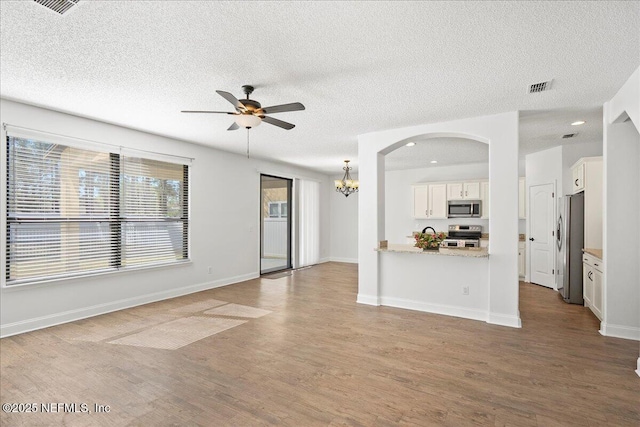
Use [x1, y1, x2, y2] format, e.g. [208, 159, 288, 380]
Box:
[357, 112, 521, 328]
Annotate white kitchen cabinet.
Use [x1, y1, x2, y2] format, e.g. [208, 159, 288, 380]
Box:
[518, 241, 526, 279]
[480, 181, 490, 219]
[583, 252, 603, 321]
[518, 177, 526, 219]
[447, 182, 464, 200]
[583, 262, 593, 308]
[427, 183, 448, 219]
[572, 162, 585, 193]
[412, 185, 429, 219]
[463, 182, 480, 199]
[575, 158, 603, 250]
[447, 181, 481, 201]
[412, 183, 447, 219]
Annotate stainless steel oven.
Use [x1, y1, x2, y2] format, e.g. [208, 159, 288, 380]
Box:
[447, 200, 481, 218]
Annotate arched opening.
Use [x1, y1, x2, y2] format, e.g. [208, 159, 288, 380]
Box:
[357, 112, 521, 328]
[384, 136, 489, 246]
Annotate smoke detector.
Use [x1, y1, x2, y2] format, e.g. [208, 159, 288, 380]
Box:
[528, 80, 553, 94]
[34, 0, 80, 15]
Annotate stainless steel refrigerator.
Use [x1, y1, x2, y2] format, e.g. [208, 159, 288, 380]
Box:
[556, 192, 584, 304]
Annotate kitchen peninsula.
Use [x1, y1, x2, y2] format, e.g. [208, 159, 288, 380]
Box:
[375, 242, 490, 322]
[377, 243, 488, 257]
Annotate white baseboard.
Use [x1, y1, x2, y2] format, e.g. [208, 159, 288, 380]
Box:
[487, 312, 522, 328]
[599, 322, 640, 341]
[319, 257, 330, 264]
[0, 272, 259, 338]
[380, 296, 487, 322]
[636, 357, 640, 378]
[329, 257, 358, 264]
[356, 293, 380, 306]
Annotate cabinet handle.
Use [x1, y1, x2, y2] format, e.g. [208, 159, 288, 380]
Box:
[460, 191, 463, 197]
[425, 210, 428, 216]
[465, 190, 468, 196]
[430, 209, 432, 216]
[575, 179, 578, 186]
[588, 271, 593, 281]
[594, 263, 599, 267]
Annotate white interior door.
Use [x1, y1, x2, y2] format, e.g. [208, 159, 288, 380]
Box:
[529, 183, 555, 288]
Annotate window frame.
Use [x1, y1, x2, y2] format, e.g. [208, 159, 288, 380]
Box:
[2, 128, 191, 288]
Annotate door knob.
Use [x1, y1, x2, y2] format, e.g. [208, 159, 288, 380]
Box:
[529, 237, 535, 241]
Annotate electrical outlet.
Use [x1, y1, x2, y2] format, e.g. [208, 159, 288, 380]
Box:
[207, 266, 213, 275]
[462, 286, 469, 295]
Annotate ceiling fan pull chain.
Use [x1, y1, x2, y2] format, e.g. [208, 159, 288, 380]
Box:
[246, 129, 250, 158]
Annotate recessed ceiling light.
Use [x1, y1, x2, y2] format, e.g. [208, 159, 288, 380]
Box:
[430, 160, 438, 164]
[571, 120, 586, 126]
[405, 142, 416, 147]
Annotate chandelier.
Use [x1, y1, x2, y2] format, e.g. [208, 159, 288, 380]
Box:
[334, 160, 359, 197]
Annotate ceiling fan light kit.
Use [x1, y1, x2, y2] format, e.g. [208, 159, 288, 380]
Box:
[235, 113, 261, 129]
[181, 85, 305, 157]
[335, 160, 359, 197]
[181, 84, 304, 131]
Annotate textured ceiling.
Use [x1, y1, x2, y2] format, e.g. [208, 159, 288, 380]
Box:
[1, 1, 638, 174]
[385, 138, 488, 171]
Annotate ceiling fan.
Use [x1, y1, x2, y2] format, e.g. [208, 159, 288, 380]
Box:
[181, 85, 305, 130]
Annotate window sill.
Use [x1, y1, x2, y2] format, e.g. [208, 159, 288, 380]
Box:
[1, 260, 192, 291]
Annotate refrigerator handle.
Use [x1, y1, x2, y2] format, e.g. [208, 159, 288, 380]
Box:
[557, 215, 563, 250]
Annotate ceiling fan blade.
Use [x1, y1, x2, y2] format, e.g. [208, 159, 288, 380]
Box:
[181, 110, 235, 114]
[260, 102, 305, 114]
[262, 116, 295, 130]
[216, 90, 247, 111]
[227, 122, 239, 131]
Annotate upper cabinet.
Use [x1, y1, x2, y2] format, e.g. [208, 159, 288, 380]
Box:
[518, 178, 526, 219]
[412, 185, 429, 219]
[447, 181, 480, 200]
[413, 178, 525, 220]
[572, 157, 603, 249]
[480, 181, 490, 219]
[428, 183, 448, 219]
[572, 161, 586, 193]
[412, 183, 447, 219]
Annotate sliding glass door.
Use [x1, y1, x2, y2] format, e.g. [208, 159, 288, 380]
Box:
[260, 175, 292, 274]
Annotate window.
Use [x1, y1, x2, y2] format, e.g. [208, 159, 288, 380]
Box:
[267, 201, 287, 218]
[5, 132, 189, 285]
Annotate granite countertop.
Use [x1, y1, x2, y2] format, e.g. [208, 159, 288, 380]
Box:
[583, 248, 603, 260]
[376, 244, 489, 258]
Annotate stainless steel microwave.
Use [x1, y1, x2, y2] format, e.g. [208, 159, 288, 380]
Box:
[447, 200, 482, 218]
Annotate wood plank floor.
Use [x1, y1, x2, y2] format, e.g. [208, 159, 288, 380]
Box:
[1, 262, 638, 426]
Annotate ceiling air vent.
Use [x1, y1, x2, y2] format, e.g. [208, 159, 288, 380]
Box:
[34, 0, 80, 15]
[562, 133, 578, 139]
[528, 80, 553, 94]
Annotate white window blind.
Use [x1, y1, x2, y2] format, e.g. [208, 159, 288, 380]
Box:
[122, 157, 188, 268]
[298, 179, 320, 267]
[5, 132, 189, 285]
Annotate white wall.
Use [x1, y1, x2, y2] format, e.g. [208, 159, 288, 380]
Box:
[525, 146, 563, 190]
[329, 174, 358, 263]
[0, 99, 331, 337]
[602, 66, 640, 346]
[603, 119, 639, 340]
